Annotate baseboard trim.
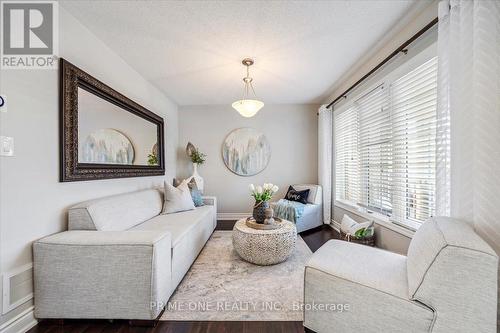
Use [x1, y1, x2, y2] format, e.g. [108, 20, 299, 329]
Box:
[330, 220, 341, 232]
[217, 213, 250, 220]
[0, 306, 37, 333]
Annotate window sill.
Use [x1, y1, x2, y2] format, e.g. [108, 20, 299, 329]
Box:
[334, 200, 416, 239]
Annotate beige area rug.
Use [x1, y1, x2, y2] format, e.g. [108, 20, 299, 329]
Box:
[161, 231, 312, 321]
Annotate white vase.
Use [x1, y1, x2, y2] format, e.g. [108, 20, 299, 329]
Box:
[191, 163, 204, 192]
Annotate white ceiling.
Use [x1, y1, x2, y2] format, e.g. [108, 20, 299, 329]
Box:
[61, 0, 419, 106]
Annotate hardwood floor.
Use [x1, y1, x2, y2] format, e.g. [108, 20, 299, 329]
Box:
[28, 222, 337, 333]
[300, 224, 341, 252]
[29, 320, 311, 333]
[214, 220, 239, 231]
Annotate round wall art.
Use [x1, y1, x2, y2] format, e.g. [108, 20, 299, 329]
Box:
[222, 127, 271, 176]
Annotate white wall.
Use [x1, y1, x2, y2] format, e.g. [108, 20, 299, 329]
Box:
[177, 104, 318, 215]
[0, 6, 178, 323]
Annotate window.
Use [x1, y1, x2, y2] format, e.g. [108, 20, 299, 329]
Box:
[334, 106, 359, 203]
[334, 57, 438, 229]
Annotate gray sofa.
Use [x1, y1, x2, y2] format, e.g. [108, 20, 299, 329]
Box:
[33, 189, 216, 321]
[304, 217, 498, 333]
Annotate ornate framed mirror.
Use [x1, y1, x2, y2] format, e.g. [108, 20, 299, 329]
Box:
[60, 58, 165, 182]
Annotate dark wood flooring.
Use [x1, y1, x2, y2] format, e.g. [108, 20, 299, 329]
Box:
[28, 222, 338, 333]
[300, 223, 340, 252]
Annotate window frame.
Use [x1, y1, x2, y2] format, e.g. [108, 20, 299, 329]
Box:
[333, 43, 437, 232]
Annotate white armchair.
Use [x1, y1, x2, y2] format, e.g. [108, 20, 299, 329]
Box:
[272, 184, 323, 233]
[303, 217, 498, 332]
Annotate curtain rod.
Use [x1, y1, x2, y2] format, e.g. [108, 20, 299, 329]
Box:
[325, 17, 438, 110]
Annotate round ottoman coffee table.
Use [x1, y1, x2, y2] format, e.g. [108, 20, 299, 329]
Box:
[232, 218, 297, 265]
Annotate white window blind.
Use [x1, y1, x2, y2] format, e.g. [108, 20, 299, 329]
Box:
[391, 57, 437, 226]
[334, 56, 438, 229]
[357, 86, 392, 215]
[334, 106, 359, 204]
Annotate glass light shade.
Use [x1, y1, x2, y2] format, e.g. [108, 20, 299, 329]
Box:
[232, 99, 264, 117]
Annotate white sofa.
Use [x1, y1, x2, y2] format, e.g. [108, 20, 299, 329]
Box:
[303, 217, 498, 332]
[33, 189, 216, 321]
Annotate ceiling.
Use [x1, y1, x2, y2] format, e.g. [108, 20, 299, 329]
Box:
[60, 0, 419, 106]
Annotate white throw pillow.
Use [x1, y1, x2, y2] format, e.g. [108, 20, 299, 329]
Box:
[162, 180, 195, 214]
[349, 220, 374, 234]
[340, 214, 374, 234]
[340, 214, 358, 234]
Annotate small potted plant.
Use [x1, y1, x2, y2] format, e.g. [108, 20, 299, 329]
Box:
[249, 183, 279, 223]
[341, 227, 375, 247]
[189, 148, 206, 165]
[147, 152, 158, 166]
[186, 142, 206, 192]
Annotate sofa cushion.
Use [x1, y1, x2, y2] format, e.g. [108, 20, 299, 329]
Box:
[292, 184, 322, 205]
[68, 189, 163, 231]
[130, 205, 214, 247]
[295, 203, 323, 232]
[406, 217, 497, 297]
[162, 181, 196, 214]
[284, 186, 310, 204]
[169, 209, 215, 287]
[304, 267, 433, 333]
[307, 239, 409, 299]
[131, 205, 215, 287]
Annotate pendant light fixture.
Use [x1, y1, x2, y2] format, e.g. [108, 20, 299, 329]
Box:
[232, 58, 264, 118]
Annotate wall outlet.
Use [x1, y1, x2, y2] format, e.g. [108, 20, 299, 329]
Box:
[0, 95, 6, 113]
[0, 136, 14, 156]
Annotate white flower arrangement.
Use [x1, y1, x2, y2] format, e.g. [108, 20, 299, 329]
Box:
[249, 183, 279, 202]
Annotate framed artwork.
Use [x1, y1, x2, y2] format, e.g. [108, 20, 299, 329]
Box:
[222, 127, 271, 176]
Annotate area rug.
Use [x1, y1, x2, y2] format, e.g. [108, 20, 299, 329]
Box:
[161, 231, 312, 321]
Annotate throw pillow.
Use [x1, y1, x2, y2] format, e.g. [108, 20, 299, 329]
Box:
[190, 188, 204, 207]
[341, 214, 374, 235]
[162, 180, 195, 214]
[340, 214, 358, 234]
[173, 178, 204, 207]
[350, 220, 374, 234]
[284, 186, 310, 204]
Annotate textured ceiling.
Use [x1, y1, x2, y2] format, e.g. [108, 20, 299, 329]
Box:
[61, 0, 418, 105]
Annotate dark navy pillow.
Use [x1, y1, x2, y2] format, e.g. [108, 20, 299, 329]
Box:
[284, 186, 310, 204]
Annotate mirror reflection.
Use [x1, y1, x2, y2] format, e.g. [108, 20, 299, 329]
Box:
[77, 87, 158, 166]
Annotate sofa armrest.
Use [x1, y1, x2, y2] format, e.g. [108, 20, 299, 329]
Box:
[202, 196, 217, 207]
[35, 230, 170, 245]
[202, 196, 217, 229]
[33, 230, 172, 320]
[306, 240, 408, 299]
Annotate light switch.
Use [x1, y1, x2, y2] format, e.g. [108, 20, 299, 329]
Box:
[0, 95, 6, 113]
[0, 136, 14, 156]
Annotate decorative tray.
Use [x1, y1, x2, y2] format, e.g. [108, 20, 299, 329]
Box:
[245, 217, 283, 230]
